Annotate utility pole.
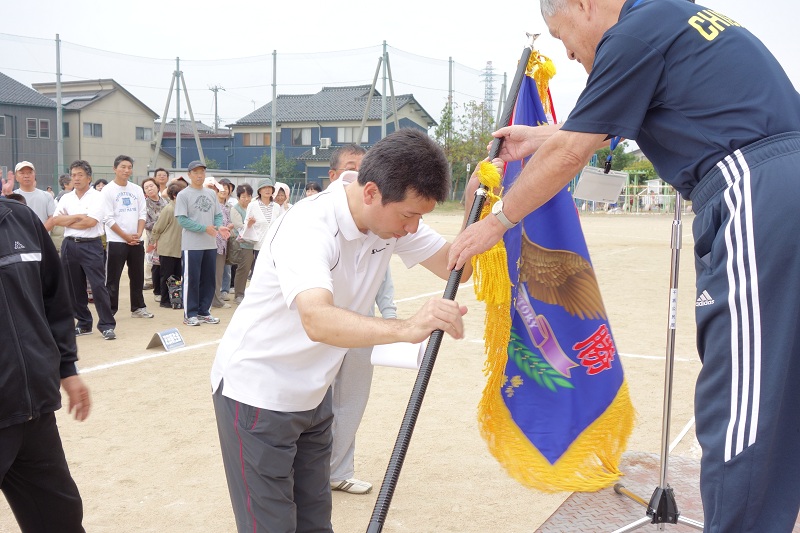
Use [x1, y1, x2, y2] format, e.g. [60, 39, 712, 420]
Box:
[176, 57, 182, 169]
[209, 85, 225, 133]
[55, 34, 63, 177]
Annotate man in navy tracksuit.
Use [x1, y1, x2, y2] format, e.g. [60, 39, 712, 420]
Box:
[448, 0, 800, 530]
[0, 197, 92, 532]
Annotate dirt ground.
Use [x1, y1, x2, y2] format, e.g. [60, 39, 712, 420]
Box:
[0, 209, 702, 533]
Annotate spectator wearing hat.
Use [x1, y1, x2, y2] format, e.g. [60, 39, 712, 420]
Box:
[174, 161, 230, 326]
[244, 178, 282, 272]
[274, 181, 292, 214]
[102, 155, 154, 319]
[12, 161, 56, 230]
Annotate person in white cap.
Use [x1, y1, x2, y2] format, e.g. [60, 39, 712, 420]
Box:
[12, 161, 56, 230]
[174, 161, 230, 326]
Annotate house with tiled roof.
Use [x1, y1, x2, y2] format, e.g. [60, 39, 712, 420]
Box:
[0, 71, 58, 185]
[154, 119, 232, 169]
[229, 85, 437, 184]
[33, 79, 173, 180]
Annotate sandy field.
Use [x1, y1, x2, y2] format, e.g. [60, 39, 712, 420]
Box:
[0, 209, 702, 532]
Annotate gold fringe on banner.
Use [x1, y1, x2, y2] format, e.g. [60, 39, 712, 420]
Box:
[471, 157, 635, 493]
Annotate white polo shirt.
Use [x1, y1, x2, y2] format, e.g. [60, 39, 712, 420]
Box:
[54, 188, 106, 239]
[211, 179, 445, 412]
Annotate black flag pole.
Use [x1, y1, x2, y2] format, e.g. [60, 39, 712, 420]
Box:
[365, 37, 536, 533]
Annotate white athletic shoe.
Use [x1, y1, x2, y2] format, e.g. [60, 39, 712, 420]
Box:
[131, 307, 154, 318]
[330, 478, 372, 495]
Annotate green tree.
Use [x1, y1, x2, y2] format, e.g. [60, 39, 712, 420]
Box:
[593, 141, 635, 172]
[434, 100, 495, 198]
[246, 150, 303, 183]
[205, 158, 220, 170]
[624, 159, 657, 181]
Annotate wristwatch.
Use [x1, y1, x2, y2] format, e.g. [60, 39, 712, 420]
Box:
[491, 199, 519, 229]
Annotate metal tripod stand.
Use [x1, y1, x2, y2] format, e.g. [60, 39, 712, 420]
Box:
[611, 191, 703, 532]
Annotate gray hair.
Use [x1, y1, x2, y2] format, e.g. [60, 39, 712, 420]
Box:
[541, 0, 568, 17]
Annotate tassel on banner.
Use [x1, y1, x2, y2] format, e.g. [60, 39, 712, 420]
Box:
[471, 160, 513, 380]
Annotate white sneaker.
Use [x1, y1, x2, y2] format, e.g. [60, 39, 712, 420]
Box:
[330, 478, 372, 495]
[197, 314, 220, 324]
[131, 307, 154, 318]
[221, 292, 231, 301]
[183, 316, 201, 326]
[154, 294, 161, 303]
[234, 296, 244, 304]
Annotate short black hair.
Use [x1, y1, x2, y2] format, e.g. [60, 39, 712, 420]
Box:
[113, 155, 134, 169]
[58, 174, 71, 189]
[330, 144, 367, 169]
[236, 184, 254, 198]
[305, 182, 322, 193]
[357, 129, 449, 204]
[5, 193, 26, 205]
[154, 167, 169, 177]
[93, 179, 108, 189]
[69, 160, 93, 178]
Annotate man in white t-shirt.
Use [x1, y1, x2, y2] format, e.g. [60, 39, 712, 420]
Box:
[211, 129, 474, 533]
[12, 161, 56, 231]
[52, 160, 116, 340]
[102, 155, 154, 319]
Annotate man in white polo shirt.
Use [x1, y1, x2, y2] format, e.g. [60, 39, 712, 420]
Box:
[211, 129, 473, 533]
[102, 155, 153, 319]
[52, 160, 117, 340]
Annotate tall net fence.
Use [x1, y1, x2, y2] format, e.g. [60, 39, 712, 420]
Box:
[1, 33, 490, 137]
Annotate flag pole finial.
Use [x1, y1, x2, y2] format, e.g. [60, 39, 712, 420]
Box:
[525, 32, 540, 46]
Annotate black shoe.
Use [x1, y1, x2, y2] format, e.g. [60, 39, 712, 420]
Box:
[101, 329, 116, 340]
[159, 302, 172, 308]
[75, 327, 93, 336]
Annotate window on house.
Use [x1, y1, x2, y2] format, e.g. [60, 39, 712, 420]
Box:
[38, 119, 50, 139]
[0, 116, 5, 136]
[27, 118, 38, 138]
[243, 132, 272, 146]
[337, 127, 368, 144]
[292, 128, 311, 146]
[136, 127, 153, 141]
[83, 122, 103, 138]
[63, 122, 70, 138]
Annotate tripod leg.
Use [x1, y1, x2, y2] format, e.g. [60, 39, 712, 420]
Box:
[676, 515, 705, 531]
[611, 516, 653, 533]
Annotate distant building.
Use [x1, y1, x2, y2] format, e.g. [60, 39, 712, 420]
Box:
[0, 71, 58, 186]
[229, 85, 437, 184]
[154, 119, 232, 170]
[34, 78, 173, 180]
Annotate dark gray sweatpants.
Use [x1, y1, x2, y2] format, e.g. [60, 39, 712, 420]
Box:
[213, 383, 334, 533]
[691, 132, 800, 532]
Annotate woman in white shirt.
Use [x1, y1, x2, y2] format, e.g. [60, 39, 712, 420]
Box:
[244, 178, 282, 270]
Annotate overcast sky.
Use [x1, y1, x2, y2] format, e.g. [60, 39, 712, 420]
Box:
[2, 0, 798, 133]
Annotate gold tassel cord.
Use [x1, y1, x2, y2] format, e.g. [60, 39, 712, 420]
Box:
[526, 52, 556, 118]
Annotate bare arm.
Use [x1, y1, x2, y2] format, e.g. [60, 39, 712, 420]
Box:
[295, 288, 467, 348]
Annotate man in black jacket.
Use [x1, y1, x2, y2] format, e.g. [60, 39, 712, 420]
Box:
[0, 196, 92, 532]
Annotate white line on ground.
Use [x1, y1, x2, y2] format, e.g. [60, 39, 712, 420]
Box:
[670, 416, 696, 453]
[80, 339, 222, 374]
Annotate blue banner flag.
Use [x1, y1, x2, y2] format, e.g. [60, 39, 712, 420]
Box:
[475, 64, 634, 492]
